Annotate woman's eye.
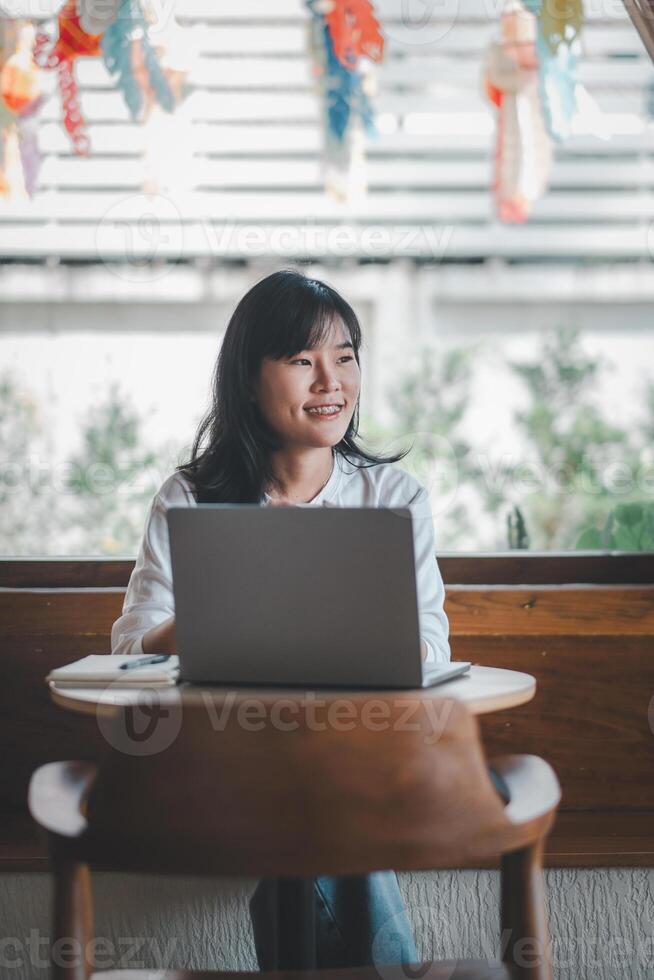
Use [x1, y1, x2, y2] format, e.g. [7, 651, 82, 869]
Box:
[290, 356, 353, 365]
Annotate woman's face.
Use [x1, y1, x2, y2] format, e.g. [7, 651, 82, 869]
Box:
[252, 319, 361, 450]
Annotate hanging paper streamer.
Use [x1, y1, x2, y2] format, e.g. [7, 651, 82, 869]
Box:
[32, 0, 103, 155]
[0, 0, 191, 196]
[138, 3, 194, 194]
[102, 0, 174, 122]
[305, 0, 380, 201]
[324, 0, 384, 70]
[0, 19, 45, 196]
[523, 0, 583, 142]
[483, 0, 553, 223]
[1, 22, 40, 111]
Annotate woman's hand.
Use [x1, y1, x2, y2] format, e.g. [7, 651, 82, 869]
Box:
[142, 614, 176, 655]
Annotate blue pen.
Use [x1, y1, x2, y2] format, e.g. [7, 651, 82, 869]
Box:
[119, 654, 172, 671]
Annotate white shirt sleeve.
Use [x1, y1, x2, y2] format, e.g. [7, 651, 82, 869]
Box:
[110, 488, 177, 656]
[406, 483, 451, 665]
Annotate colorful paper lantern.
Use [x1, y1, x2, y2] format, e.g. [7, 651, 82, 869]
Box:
[483, 0, 553, 223]
[0, 19, 45, 197]
[306, 0, 379, 201]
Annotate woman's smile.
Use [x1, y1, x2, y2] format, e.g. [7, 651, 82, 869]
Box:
[304, 404, 344, 419]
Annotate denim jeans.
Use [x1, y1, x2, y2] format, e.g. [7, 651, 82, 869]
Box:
[249, 871, 419, 969]
[248, 768, 510, 970]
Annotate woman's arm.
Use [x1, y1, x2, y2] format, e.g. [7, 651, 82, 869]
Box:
[407, 483, 451, 665]
[111, 488, 179, 656]
[141, 614, 176, 655]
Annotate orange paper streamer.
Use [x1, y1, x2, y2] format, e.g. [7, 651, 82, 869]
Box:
[325, 0, 384, 70]
[1, 50, 40, 113]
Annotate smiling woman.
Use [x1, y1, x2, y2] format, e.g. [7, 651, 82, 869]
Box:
[177, 267, 408, 505]
[108, 267, 455, 971]
[111, 268, 451, 666]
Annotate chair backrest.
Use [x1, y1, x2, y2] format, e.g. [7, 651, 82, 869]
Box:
[82, 687, 526, 877]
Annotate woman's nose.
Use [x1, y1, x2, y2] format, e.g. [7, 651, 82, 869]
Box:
[314, 370, 340, 390]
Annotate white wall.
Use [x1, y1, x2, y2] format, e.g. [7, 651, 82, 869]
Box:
[1, 868, 652, 979]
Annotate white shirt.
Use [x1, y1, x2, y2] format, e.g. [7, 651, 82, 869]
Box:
[111, 452, 451, 665]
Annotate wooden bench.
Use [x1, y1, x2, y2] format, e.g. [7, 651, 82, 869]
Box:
[2, 554, 653, 870]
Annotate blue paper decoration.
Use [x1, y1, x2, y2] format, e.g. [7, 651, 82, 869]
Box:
[101, 0, 174, 120]
[306, 0, 377, 144]
[523, 0, 580, 143]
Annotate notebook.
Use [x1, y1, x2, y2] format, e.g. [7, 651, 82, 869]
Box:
[46, 654, 180, 688]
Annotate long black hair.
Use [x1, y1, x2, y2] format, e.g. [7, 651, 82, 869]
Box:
[177, 268, 409, 503]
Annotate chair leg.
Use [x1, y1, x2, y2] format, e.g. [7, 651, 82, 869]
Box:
[52, 856, 94, 980]
[275, 878, 317, 970]
[500, 841, 552, 980]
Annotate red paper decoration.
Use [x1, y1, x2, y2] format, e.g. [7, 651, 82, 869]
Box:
[324, 0, 384, 71]
[53, 0, 102, 62]
[33, 0, 102, 156]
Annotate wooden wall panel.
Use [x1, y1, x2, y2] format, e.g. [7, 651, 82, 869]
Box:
[1, 558, 653, 870]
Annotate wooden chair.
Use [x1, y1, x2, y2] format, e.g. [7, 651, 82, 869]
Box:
[29, 688, 560, 980]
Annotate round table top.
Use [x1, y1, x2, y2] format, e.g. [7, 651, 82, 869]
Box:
[49, 664, 536, 718]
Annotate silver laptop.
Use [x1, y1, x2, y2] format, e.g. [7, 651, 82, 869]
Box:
[167, 505, 470, 689]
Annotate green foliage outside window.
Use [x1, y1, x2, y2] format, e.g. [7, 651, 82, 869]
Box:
[0, 326, 652, 554]
[378, 326, 653, 551]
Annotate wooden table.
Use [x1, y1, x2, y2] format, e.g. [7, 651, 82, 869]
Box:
[49, 664, 536, 717]
[47, 663, 536, 970]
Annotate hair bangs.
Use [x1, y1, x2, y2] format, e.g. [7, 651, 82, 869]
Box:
[260, 278, 361, 361]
